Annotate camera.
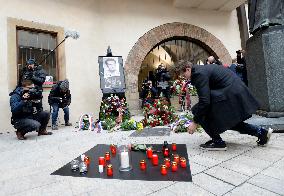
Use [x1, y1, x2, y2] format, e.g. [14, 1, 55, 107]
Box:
[22, 71, 34, 80]
[23, 88, 42, 100]
[236, 50, 242, 55]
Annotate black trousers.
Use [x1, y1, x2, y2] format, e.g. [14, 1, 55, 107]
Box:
[13, 111, 50, 134]
[204, 121, 261, 141]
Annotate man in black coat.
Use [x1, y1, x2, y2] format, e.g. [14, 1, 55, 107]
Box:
[10, 80, 52, 140]
[48, 79, 72, 130]
[19, 59, 47, 111]
[181, 61, 273, 150]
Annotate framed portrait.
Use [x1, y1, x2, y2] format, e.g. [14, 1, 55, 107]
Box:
[98, 56, 126, 94]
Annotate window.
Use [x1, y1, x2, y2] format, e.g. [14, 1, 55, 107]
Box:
[17, 28, 58, 85]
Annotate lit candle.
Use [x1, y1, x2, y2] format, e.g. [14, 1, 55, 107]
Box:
[173, 154, 180, 164]
[120, 151, 130, 168]
[164, 158, 171, 168]
[163, 148, 169, 157]
[84, 156, 90, 166]
[152, 154, 159, 166]
[140, 160, 146, 170]
[110, 144, 117, 155]
[172, 143, 177, 151]
[105, 152, 111, 161]
[99, 156, 105, 166]
[106, 164, 113, 176]
[160, 165, 167, 175]
[146, 147, 153, 159]
[180, 157, 187, 168]
[171, 161, 178, 172]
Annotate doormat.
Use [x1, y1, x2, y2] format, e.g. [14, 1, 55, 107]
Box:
[51, 144, 192, 182]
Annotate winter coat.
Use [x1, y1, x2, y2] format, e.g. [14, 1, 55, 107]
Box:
[9, 87, 34, 121]
[48, 81, 71, 108]
[191, 64, 259, 133]
[19, 65, 47, 89]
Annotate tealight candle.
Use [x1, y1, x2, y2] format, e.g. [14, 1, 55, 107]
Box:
[146, 147, 153, 159]
[110, 144, 117, 155]
[171, 161, 178, 172]
[99, 156, 105, 166]
[106, 164, 113, 176]
[163, 148, 169, 157]
[180, 157, 187, 168]
[173, 154, 180, 164]
[160, 165, 167, 175]
[172, 143, 177, 151]
[140, 160, 146, 170]
[164, 158, 171, 168]
[84, 156, 90, 166]
[105, 152, 111, 161]
[152, 154, 159, 166]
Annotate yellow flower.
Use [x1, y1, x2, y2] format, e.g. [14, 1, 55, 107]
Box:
[137, 122, 143, 130]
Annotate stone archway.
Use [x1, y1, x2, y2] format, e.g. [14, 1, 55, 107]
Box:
[124, 22, 232, 112]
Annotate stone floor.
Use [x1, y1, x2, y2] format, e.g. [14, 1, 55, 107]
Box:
[0, 125, 284, 196]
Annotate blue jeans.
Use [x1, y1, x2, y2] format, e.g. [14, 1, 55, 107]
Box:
[51, 104, 69, 125]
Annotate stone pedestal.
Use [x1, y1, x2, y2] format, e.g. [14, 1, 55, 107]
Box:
[246, 25, 284, 116]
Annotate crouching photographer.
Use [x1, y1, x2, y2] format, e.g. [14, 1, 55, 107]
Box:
[156, 63, 171, 103]
[10, 80, 52, 140]
[140, 80, 157, 106]
[48, 79, 72, 130]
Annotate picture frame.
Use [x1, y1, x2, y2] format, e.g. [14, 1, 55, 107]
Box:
[98, 56, 126, 94]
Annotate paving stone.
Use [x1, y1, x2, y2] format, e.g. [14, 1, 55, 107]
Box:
[248, 174, 284, 195]
[261, 166, 284, 181]
[130, 126, 171, 137]
[189, 162, 208, 175]
[163, 182, 215, 196]
[220, 155, 272, 176]
[190, 154, 222, 168]
[244, 147, 284, 162]
[205, 166, 250, 186]
[225, 183, 279, 196]
[193, 173, 235, 196]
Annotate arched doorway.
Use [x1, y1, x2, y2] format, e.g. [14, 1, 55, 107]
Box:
[124, 22, 231, 112]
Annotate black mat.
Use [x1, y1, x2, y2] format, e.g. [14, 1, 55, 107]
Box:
[129, 127, 171, 137]
[51, 144, 192, 182]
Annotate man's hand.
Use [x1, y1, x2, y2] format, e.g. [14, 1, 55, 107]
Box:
[187, 122, 198, 134]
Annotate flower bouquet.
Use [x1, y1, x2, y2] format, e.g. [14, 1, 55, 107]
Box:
[170, 113, 203, 133]
[120, 119, 144, 131]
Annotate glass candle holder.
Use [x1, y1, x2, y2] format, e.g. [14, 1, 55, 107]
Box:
[110, 144, 117, 155]
[164, 158, 171, 168]
[173, 154, 180, 164]
[99, 156, 105, 166]
[106, 164, 113, 176]
[105, 152, 111, 161]
[163, 148, 169, 157]
[146, 147, 153, 159]
[140, 160, 146, 170]
[171, 161, 178, 172]
[70, 159, 79, 171]
[79, 162, 88, 174]
[180, 157, 187, 168]
[152, 154, 159, 166]
[118, 145, 132, 171]
[160, 165, 167, 175]
[172, 143, 177, 151]
[84, 156, 90, 166]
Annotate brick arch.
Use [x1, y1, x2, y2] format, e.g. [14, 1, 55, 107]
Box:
[124, 22, 232, 112]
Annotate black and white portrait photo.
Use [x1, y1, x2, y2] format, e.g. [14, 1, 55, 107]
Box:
[103, 57, 120, 78]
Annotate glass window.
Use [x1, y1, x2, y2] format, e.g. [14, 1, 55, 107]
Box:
[17, 28, 57, 85]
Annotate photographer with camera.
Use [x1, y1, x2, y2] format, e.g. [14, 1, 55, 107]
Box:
[19, 59, 47, 111]
[10, 80, 52, 140]
[48, 79, 72, 130]
[236, 50, 248, 86]
[155, 63, 171, 103]
[140, 80, 157, 106]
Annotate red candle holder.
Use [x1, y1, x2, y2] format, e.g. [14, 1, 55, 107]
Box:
[106, 164, 113, 176]
[84, 156, 90, 166]
[171, 161, 178, 172]
[173, 154, 180, 164]
[140, 160, 146, 170]
[164, 158, 171, 168]
[172, 143, 177, 151]
[99, 156, 105, 166]
[152, 154, 159, 166]
[163, 148, 169, 157]
[146, 147, 153, 159]
[180, 157, 187, 168]
[105, 152, 111, 161]
[160, 165, 167, 175]
[110, 144, 117, 155]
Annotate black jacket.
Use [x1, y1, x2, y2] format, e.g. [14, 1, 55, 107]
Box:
[19, 66, 46, 89]
[191, 64, 259, 133]
[9, 87, 34, 120]
[48, 81, 71, 108]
